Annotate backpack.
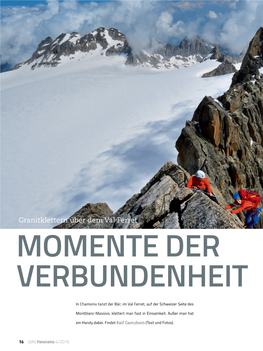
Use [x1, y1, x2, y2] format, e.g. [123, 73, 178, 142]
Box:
[238, 189, 262, 208]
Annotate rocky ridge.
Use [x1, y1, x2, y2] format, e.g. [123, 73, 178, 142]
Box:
[231, 27, 263, 86]
[13, 28, 131, 70]
[201, 60, 237, 78]
[54, 28, 263, 230]
[54, 162, 243, 229]
[176, 27, 263, 228]
[13, 27, 241, 71]
[134, 36, 214, 69]
[208, 44, 244, 64]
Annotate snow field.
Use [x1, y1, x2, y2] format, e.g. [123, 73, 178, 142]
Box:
[1, 57, 235, 228]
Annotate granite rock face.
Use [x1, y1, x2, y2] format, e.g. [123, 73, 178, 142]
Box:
[176, 80, 263, 228]
[202, 60, 237, 78]
[54, 162, 244, 229]
[231, 27, 263, 87]
[54, 203, 113, 229]
[176, 29, 263, 228]
[181, 192, 243, 229]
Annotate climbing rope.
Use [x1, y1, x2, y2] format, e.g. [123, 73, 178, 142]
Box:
[178, 186, 243, 212]
[152, 183, 251, 228]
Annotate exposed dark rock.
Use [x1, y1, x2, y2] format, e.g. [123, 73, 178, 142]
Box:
[176, 78, 263, 228]
[181, 192, 242, 229]
[204, 44, 244, 65]
[157, 36, 213, 59]
[125, 52, 164, 68]
[210, 45, 224, 61]
[13, 28, 131, 70]
[53, 202, 113, 229]
[202, 60, 237, 78]
[231, 27, 263, 87]
[124, 36, 215, 69]
[176, 28, 263, 228]
[180, 37, 211, 56]
[153, 212, 180, 229]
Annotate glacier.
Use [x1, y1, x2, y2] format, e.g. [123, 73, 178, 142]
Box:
[1, 53, 240, 228]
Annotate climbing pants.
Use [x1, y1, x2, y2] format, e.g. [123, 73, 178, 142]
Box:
[245, 208, 262, 228]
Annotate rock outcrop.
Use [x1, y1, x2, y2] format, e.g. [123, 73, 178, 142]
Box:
[210, 45, 224, 61]
[176, 29, 263, 228]
[176, 82, 263, 200]
[231, 27, 263, 87]
[54, 162, 243, 229]
[202, 60, 237, 78]
[208, 45, 244, 64]
[54, 203, 113, 229]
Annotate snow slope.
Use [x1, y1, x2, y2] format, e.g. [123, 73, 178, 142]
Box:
[1, 56, 235, 228]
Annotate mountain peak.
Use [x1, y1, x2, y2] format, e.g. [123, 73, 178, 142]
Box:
[12, 27, 243, 72]
[13, 27, 131, 70]
[231, 26, 263, 86]
[178, 36, 213, 55]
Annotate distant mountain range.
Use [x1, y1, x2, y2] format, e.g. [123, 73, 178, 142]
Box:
[13, 27, 244, 71]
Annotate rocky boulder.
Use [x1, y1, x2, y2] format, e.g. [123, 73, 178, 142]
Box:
[54, 202, 113, 229]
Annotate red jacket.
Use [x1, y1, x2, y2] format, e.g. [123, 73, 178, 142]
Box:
[187, 176, 212, 194]
[225, 200, 255, 214]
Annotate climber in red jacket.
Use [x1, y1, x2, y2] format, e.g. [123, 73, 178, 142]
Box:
[187, 170, 212, 194]
[225, 192, 262, 228]
[186, 170, 219, 204]
[225, 192, 254, 214]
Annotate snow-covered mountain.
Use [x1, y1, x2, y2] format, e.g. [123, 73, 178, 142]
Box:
[127, 35, 214, 69]
[13, 27, 131, 70]
[13, 27, 216, 71]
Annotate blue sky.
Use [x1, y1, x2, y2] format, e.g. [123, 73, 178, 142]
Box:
[1, 1, 263, 69]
